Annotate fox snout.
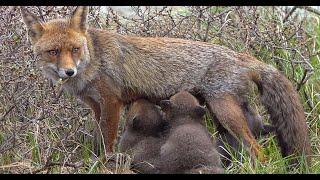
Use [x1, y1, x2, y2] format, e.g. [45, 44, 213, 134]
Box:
[45, 61, 79, 79]
[57, 67, 78, 78]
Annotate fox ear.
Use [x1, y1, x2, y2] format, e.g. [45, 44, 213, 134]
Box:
[20, 6, 45, 44]
[69, 6, 89, 34]
[159, 100, 172, 112]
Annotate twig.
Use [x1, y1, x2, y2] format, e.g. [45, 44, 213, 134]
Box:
[31, 128, 83, 174]
[37, 6, 45, 21]
[208, 7, 234, 21]
[47, 161, 83, 169]
[31, 160, 84, 174]
[272, 45, 314, 71]
[162, 16, 189, 37]
[304, 90, 313, 110]
[196, 6, 203, 41]
[283, 6, 297, 23]
[297, 6, 320, 16]
[296, 69, 308, 91]
[53, 87, 64, 104]
[0, 105, 15, 121]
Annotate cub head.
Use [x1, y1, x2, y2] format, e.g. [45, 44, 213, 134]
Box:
[159, 91, 206, 123]
[20, 6, 90, 81]
[125, 99, 167, 137]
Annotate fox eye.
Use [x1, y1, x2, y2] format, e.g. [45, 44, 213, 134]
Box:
[48, 50, 57, 56]
[72, 48, 79, 53]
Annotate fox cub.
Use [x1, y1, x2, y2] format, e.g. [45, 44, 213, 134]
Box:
[159, 91, 224, 174]
[119, 99, 168, 174]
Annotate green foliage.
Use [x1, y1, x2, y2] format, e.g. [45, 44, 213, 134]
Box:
[28, 131, 40, 165]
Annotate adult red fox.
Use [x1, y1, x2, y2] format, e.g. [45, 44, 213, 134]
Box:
[20, 6, 311, 166]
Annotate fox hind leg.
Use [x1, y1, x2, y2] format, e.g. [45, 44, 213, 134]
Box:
[205, 94, 265, 163]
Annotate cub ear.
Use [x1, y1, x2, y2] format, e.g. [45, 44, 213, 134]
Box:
[20, 6, 45, 44]
[159, 100, 172, 112]
[69, 6, 89, 34]
[132, 116, 142, 130]
[193, 106, 207, 118]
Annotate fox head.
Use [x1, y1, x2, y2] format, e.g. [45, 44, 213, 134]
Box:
[20, 6, 90, 81]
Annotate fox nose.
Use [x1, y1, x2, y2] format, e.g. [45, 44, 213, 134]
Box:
[65, 69, 75, 76]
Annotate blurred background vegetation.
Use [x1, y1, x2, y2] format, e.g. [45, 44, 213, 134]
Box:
[0, 6, 319, 174]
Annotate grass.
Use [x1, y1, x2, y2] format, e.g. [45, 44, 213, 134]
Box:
[214, 131, 316, 174]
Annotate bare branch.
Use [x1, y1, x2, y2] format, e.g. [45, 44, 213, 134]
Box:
[0, 105, 15, 121]
[31, 160, 84, 174]
[37, 6, 45, 21]
[297, 6, 320, 16]
[283, 6, 297, 23]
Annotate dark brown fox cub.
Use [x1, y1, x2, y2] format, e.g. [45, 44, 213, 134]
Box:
[217, 102, 274, 166]
[119, 99, 167, 174]
[159, 91, 224, 174]
[21, 6, 311, 166]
